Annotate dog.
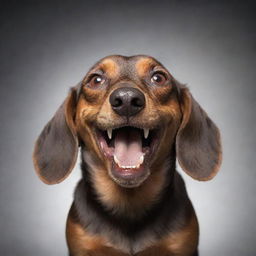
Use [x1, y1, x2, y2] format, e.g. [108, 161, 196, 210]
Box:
[33, 55, 222, 256]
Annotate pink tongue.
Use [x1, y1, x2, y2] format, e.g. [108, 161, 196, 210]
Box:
[114, 129, 144, 167]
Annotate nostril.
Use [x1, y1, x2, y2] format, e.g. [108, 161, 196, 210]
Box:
[112, 97, 123, 108]
[110, 92, 124, 108]
[131, 97, 144, 107]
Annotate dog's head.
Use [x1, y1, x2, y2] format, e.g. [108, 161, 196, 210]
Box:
[33, 55, 222, 188]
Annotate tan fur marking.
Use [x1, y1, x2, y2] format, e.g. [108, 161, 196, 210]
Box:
[135, 246, 171, 256]
[163, 213, 199, 255]
[136, 214, 199, 256]
[66, 215, 129, 256]
[75, 95, 107, 168]
[100, 58, 119, 79]
[66, 216, 105, 252]
[136, 58, 155, 77]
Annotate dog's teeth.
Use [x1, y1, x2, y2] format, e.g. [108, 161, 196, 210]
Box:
[114, 155, 144, 169]
[144, 128, 149, 139]
[114, 155, 119, 165]
[107, 128, 112, 139]
[122, 165, 137, 169]
[135, 155, 144, 168]
[139, 155, 144, 164]
[135, 163, 141, 168]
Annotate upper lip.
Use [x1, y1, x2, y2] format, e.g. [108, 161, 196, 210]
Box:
[105, 126, 150, 140]
[96, 121, 158, 135]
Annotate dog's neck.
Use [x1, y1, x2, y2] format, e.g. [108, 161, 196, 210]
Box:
[79, 146, 177, 218]
[73, 147, 191, 248]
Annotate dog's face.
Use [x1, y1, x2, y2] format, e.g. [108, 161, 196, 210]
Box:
[33, 55, 222, 188]
[75, 55, 182, 187]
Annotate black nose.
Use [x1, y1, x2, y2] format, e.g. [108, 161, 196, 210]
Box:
[109, 87, 145, 117]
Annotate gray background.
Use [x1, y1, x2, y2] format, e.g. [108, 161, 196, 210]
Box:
[0, 0, 255, 255]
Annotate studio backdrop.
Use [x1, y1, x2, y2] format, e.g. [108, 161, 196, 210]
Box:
[0, 1, 255, 255]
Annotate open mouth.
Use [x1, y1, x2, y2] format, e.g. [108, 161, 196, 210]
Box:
[96, 126, 160, 187]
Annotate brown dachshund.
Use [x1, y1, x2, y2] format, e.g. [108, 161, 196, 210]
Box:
[33, 55, 222, 256]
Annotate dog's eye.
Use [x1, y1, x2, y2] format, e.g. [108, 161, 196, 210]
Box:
[89, 75, 105, 87]
[151, 72, 167, 86]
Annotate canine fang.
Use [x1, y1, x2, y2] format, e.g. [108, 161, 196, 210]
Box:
[144, 128, 149, 139]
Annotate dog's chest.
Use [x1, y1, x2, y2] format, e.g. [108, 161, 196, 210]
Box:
[73, 183, 172, 254]
[87, 219, 161, 254]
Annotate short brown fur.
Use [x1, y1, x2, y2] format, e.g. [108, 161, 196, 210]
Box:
[66, 206, 198, 256]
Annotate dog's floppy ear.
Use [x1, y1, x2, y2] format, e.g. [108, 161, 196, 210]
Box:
[176, 87, 222, 181]
[33, 86, 80, 184]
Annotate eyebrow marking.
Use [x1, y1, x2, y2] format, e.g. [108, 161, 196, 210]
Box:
[99, 59, 119, 78]
[136, 58, 156, 77]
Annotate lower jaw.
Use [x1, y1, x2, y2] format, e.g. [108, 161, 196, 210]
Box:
[108, 159, 151, 188]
